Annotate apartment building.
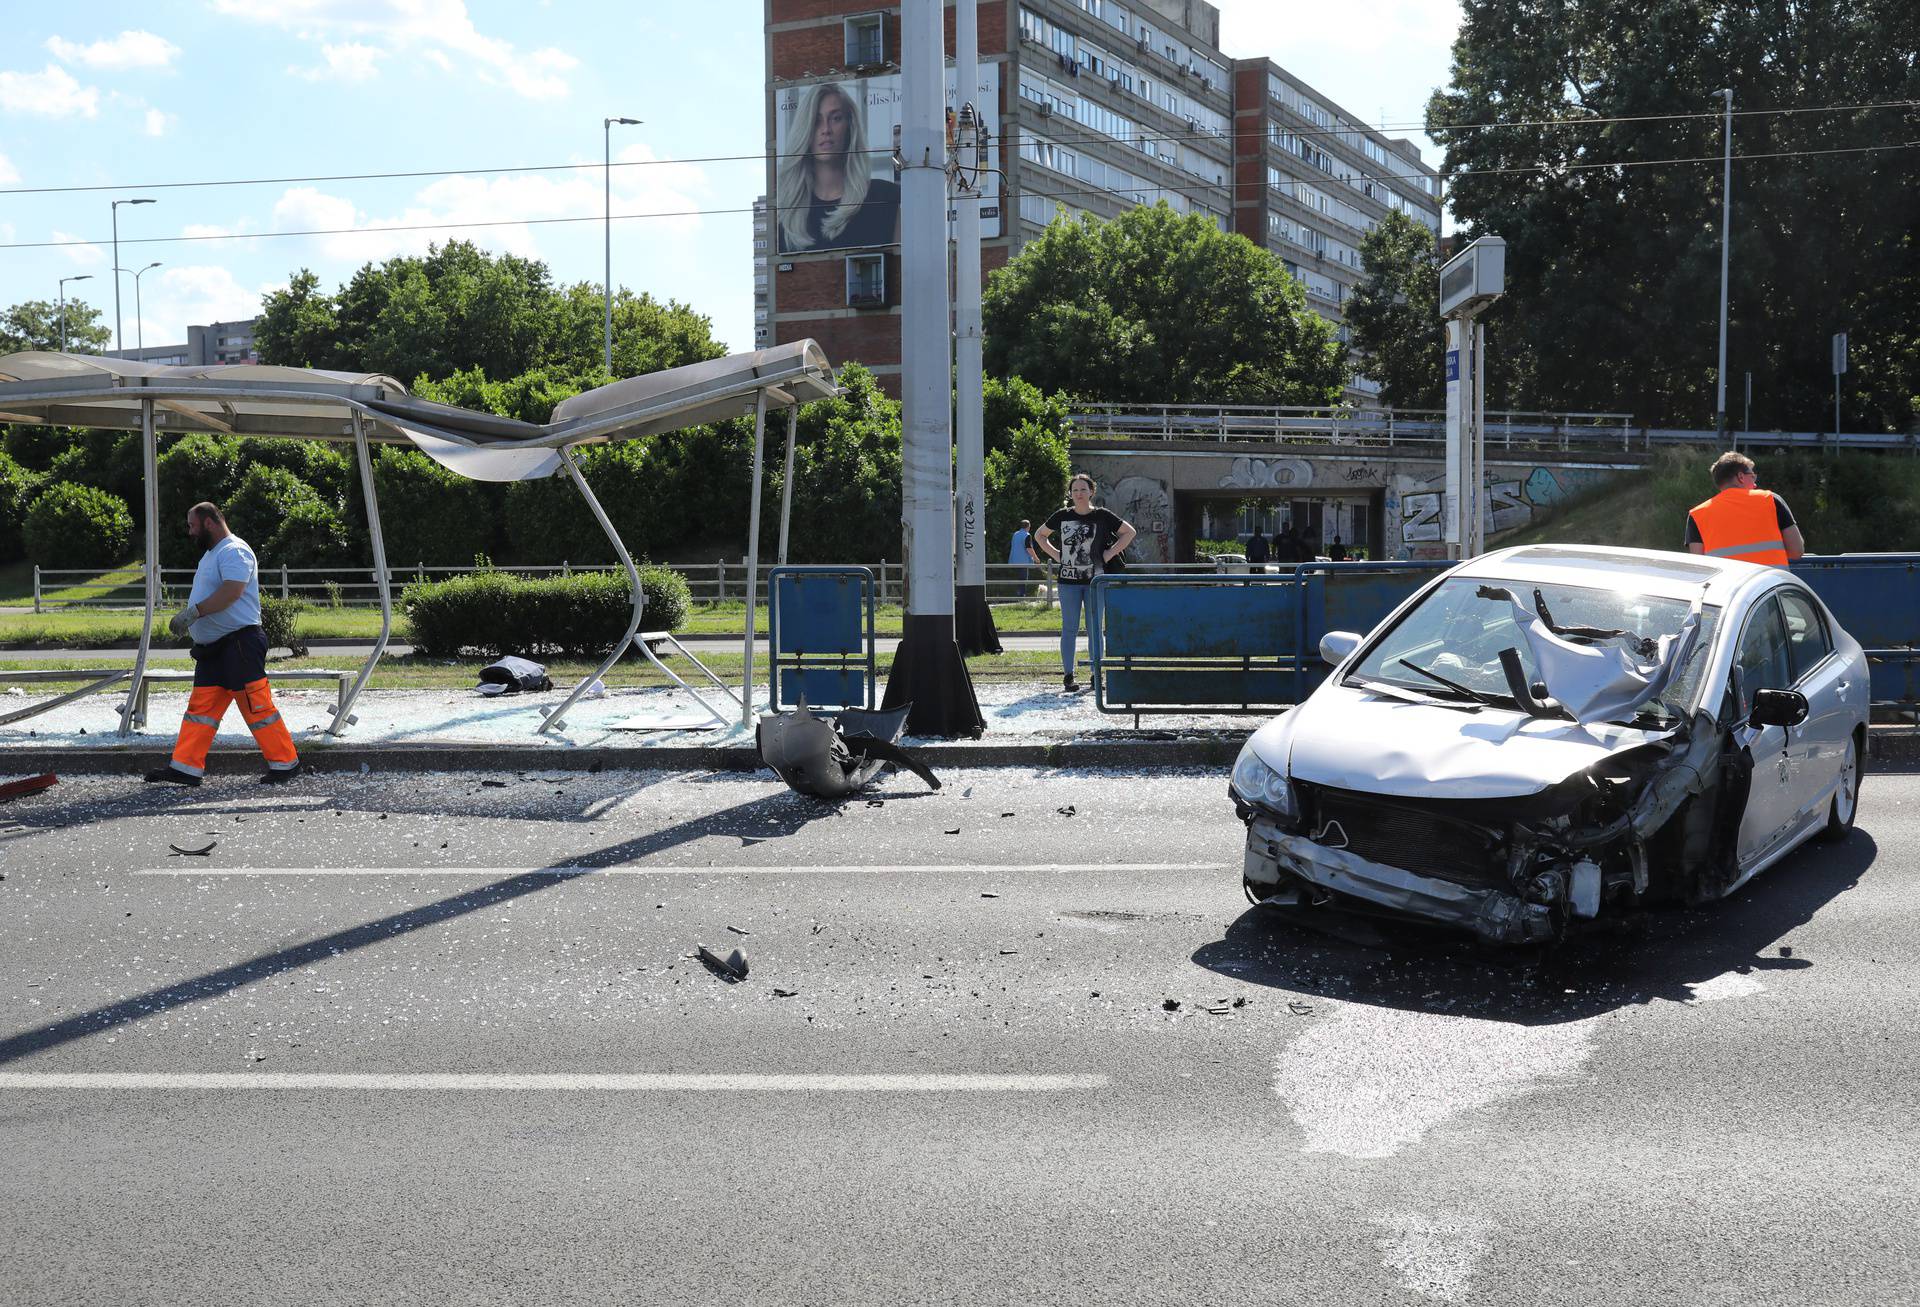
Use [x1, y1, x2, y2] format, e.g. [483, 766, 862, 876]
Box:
[763, 1, 1437, 400]
[108, 316, 261, 366]
[1231, 60, 1442, 400]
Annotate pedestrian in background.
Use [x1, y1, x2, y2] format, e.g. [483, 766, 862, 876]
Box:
[1034, 473, 1136, 692]
[1008, 518, 1035, 597]
[144, 503, 300, 787]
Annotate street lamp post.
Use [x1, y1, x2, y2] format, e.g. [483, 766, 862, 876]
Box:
[57, 274, 94, 352]
[603, 116, 642, 376]
[1714, 88, 1733, 438]
[130, 262, 162, 354]
[110, 197, 156, 355]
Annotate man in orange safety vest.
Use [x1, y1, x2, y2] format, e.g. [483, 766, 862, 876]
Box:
[1685, 451, 1805, 568]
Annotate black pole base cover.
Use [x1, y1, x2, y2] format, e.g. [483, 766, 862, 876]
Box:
[882, 613, 985, 738]
[953, 584, 1002, 657]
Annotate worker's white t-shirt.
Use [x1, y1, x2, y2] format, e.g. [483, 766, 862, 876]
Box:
[187, 534, 261, 644]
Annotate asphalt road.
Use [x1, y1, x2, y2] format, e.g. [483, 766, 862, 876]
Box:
[2, 766, 1915, 1305]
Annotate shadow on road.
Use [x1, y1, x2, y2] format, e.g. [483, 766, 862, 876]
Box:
[1189, 830, 1875, 1027]
[0, 788, 845, 1065]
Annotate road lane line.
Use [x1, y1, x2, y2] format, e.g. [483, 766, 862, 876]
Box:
[136, 862, 1218, 877]
[0, 1072, 1109, 1092]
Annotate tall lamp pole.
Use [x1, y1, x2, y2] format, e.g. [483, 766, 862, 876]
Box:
[603, 116, 642, 376]
[1714, 88, 1732, 438]
[57, 274, 93, 352]
[110, 197, 156, 356]
[129, 261, 163, 353]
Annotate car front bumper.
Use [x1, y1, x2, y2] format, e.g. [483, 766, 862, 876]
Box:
[1243, 816, 1557, 945]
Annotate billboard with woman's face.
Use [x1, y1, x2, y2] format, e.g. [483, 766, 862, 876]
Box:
[774, 67, 1002, 255]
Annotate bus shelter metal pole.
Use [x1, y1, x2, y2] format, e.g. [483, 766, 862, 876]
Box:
[118, 397, 159, 736]
[539, 446, 645, 735]
[328, 409, 390, 736]
[778, 403, 797, 566]
[742, 391, 769, 727]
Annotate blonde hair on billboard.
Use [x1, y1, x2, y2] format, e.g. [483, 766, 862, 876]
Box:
[778, 81, 874, 251]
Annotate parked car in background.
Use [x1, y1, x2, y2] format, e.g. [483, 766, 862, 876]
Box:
[1231, 545, 1868, 944]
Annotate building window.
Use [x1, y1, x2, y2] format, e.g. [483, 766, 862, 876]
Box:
[846, 253, 887, 308]
[844, 14, 884, 67]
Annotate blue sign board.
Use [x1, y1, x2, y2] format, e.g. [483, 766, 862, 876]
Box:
[1445, 349, 1460, 382]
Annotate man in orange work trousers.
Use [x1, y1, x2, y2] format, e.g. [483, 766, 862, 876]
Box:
[142, 502, 301, 787]
[1685, 450, 1806, 568]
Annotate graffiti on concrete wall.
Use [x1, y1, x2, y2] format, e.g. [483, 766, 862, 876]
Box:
[1111, 475, 1173, 563]
[1218, 456, 1314, 489]
[1394, 465, 1619, 558]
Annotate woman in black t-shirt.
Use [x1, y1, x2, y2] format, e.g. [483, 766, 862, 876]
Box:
[1033, 472, 1137, 692]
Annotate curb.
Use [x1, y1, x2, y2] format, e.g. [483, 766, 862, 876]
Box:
[7, 727, 1919, 778]
[0, 734, 1253, 777]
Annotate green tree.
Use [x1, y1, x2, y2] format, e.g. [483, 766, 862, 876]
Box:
[983, 203, 1348, 405]
[1, 298, 111, 354]
[1430, 0, 1920, 430]
[985, 421, 1071, 559]
[1346, 211, 1444, 409]
[254, 270, 342, 369]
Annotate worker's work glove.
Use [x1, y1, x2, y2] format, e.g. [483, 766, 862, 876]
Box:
[168, 605, 197, 637]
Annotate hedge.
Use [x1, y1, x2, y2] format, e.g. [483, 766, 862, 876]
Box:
[0, 450, 42, 562]
[260, 596, 309, 655]
[401, 567, 691, 658]
[225, 463, 324, 546]
[157, 435, 244, 566]
[372, 446, 500, 566]
[23, 481, 134, 568]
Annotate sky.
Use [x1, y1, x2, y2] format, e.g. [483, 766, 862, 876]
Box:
[0, 0, 1462, 358]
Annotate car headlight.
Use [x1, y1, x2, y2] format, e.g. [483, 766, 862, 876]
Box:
[1230, 739, 1297, 821]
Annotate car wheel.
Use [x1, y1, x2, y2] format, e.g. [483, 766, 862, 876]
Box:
[1821, 732, 1861, 842]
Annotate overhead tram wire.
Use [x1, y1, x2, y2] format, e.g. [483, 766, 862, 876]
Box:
[1, 98, 1912, 199]
[2, 138, 1915, 255]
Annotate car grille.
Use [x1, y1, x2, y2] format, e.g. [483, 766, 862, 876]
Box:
[1303, 786, 1506, 888]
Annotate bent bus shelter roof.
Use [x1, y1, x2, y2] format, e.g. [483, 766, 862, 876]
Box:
[0, 340, 838, 741]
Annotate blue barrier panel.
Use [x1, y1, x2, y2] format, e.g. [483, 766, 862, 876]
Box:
[768, 566, 875, 711]
[1092, 575, 1303, 717]
[1867, 652, 1920, 706]
[1791, 556, 1920, 651]
[1293, 561, 1452, 701]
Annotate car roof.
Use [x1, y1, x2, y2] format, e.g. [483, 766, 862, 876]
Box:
[1457, 544, 1779, 606]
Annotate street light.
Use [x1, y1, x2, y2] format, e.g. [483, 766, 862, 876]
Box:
[57, 274, 94, 352]
[603, 115, 642, 375]
[1714, 88, 1733, 437]
[128, 261, 163, 354]
[110, 197, 157, 355]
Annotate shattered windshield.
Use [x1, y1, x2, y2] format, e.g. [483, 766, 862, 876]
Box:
[1347, 577, 1721, 724]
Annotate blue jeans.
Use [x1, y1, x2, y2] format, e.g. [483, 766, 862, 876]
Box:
[1059, 583, 1101, 677]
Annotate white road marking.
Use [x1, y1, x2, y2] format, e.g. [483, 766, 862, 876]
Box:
[1272, 1004, 1597, 1160]
[1373, 1211, 1489, 1304]
[136, 862, 1216, 878]
[1683, 972, 1767, 1004]
[0, 1072, 1107, 1093]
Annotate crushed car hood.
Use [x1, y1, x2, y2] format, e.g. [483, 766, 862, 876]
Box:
[1269, 682, 1673, 800]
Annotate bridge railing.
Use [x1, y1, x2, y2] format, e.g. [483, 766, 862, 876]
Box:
[1069, 404, 1918, 455]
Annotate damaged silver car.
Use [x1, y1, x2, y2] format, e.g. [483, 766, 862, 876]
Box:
[1232, 545, 1868, 944]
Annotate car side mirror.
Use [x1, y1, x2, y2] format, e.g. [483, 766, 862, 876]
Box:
[1749, 688, 1809, 729]
[1319, 630, 1362, 667]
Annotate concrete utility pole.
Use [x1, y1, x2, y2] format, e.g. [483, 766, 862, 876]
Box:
[881, 0, 983, 737]
[951, 0, 999, 657]
[1438, 235, 1506, 560]
[1714, 88, 1733, 438]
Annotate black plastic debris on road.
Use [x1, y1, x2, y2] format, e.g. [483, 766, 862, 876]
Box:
[696, 945, 750, 982]
[168, 840, 218, 857]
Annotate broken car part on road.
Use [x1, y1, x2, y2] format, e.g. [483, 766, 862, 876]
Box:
[1232, 546, 1869, 944]
[756, 702, 940, 799]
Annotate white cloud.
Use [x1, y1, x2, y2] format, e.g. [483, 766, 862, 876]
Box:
[45, 30, 182, 71]
[0, 153, 18, 184]
[268, 148, 710, 265]
[290, 42, 383, 82]
[133, 266, 274, 351]
[0, 64, 102, 118]
[143, 107, 172, 136]
[51, 231, 108, 268]
[181, 218, 259, 240]
[212, 0, 579, 100]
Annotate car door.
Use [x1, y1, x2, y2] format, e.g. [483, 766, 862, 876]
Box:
[1730, 592, 1798, 866]
[1776, 587, 1848, 823]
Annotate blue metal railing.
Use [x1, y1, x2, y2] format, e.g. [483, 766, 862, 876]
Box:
[767, 566, 876, 712]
